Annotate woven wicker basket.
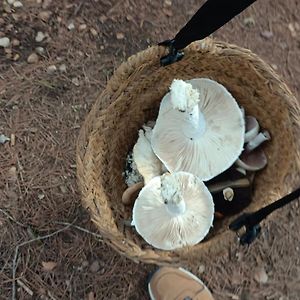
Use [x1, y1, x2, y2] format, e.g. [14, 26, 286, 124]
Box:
[76, 39, 300, 266]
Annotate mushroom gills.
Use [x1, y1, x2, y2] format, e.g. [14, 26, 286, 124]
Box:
[236, 148, 268, 171]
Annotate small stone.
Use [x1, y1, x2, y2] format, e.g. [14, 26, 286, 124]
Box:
[36, 0, 42, 3]
[12, 13, 19, 21]
[38, 11, 51, 22]
[35, 31, 45, 42]
[35, 47, 45, 55]
[260, 30, 273, 39]
[38, 193, 45, 200]
[0, 37, 10, 48]
[59, 64, 67, 72]
[4, 47, 12, 54]
[116, 32, 124, 40]
[79, 24, 87, 31]
[7, 0, 15, 4]
[254, 267, 268, 283]
[27, 53, 39, 63]
[164, 0, 172, 6]
[13, 53, 20, 61]
[82, 260, 89, 268]
[67, 22, 75, 31]
[47, 65, 57, 73]
[0, 134, 10, 144]
[100, 45, 104, 50]
[89, 261, 100, 273]
[13, 1, 23, 7]
[198, 264, 205, 274]
[90, 28, 97, 36]
[60, 185, 67, 193]
[8, 166, 17, 181]
[271, 64, 278, 70]
[99, 15, 107, 23]
[243, 17, 255, 27]
[72, 77, 80, 86]
[57, 16, 62, 23]
[12, 38, 20, 46]
[42, 0, 51, 9]
[288, 23, 297, 37]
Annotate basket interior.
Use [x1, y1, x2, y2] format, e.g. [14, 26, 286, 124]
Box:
[80, 44, 298, 258]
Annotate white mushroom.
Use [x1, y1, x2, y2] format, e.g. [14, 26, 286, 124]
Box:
[245, 130, 271, 152]
[244, 116, 260, 143]
[132, 172, 214, 250]
[151, 78, 245, 181]
[235, 148, 268, 171]
[133, 127, 162, 184]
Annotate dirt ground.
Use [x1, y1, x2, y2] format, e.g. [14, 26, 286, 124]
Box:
[0, 0, 300, 299]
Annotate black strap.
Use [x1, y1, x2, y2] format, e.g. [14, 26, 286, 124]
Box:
[160, 0, 257, 65]
[229, 187, 300, 244]
[158, 0, 300, 243]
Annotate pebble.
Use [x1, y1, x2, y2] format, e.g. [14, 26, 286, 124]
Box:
[35, 31, 46, 42]
[7, 0, 15, 4]
[67, 22, 75, 31]
[72, 77, 80, 86]
[260, 30, 273, 39]
[13, 1, 23, 8]
[99, 15, 107, 23]
[35, 46, 45, 55]
[254, 267, 268, 283]
[89, 261, 100, 273]
[0, 37, 10, 48]
[38, 11, 51, 22]
[59, 64, 67, 72]
[13, 53, 20, 61]
[90, 28, 98, 36]
[47, 65, 57, 74]
[116, 32, 124, 40]
[27, 53, 39, 63]
[12, 38, 20, 46]
[78, 24, 87, 31]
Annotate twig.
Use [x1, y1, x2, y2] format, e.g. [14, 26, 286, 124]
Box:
[16, 279, 33, 296]
[0, 208, 27, 228]
[12, 223, 73, 300]
[54, 221, 103, 240]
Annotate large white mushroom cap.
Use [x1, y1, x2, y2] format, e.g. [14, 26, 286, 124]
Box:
[151, 78, 245, 181]
[132, 172, 214, 250]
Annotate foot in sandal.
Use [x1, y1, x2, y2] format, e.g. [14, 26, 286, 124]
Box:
[148, 267, 214, 300]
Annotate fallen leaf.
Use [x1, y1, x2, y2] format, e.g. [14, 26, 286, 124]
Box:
[0, 134, 10, 144]
[42, 261, 57, 271]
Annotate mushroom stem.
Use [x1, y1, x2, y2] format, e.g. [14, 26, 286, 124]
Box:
[208, 178, 250, 193]
[161, 173, 186, 216]
[166, 199, 186, 216]
[245, 130, 271, 152]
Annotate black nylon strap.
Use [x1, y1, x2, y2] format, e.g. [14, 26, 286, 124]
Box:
[173, 0, 257, 50]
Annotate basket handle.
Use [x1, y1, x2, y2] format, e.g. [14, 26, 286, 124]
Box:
[159, 0, 257, 66]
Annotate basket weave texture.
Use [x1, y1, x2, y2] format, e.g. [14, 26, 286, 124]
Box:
[76, 39, 300, 266]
